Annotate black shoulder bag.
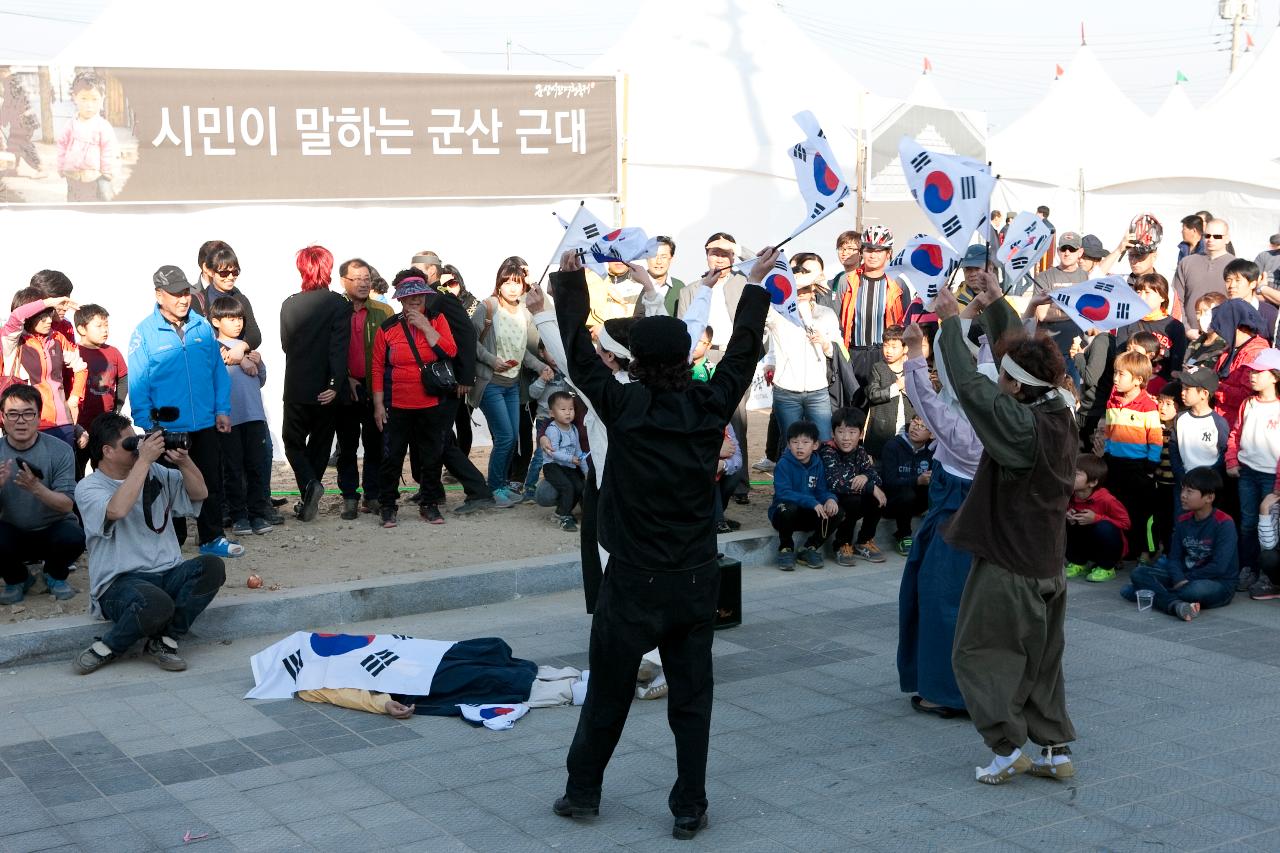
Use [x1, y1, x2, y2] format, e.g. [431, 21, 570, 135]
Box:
[400, 317, 457, 397]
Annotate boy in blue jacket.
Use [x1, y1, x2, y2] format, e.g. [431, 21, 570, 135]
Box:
[768, 420, 844, 570]
[1122, 466, 1237, 621]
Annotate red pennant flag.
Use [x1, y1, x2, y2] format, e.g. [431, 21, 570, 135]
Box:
[1246, 32, 1255, 49]
[923, 56, 932, 74]
[1055, 63, 1064, 79]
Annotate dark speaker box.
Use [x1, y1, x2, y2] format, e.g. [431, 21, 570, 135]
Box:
[715, 557, 742, 630]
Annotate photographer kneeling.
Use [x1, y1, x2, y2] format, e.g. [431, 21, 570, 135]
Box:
[73, 413, 225, 674]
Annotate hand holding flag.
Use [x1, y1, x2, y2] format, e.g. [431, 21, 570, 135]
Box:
[888, 234, 960, 310]
[898, 136, 995, 253]
[551, 204, 659, 276]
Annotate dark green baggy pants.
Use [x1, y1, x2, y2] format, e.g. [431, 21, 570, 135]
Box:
[952, 558, 1076, 756]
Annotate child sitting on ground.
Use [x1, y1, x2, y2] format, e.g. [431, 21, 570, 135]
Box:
[1098, 349, 1161, 575]
[880, 416, 934, 556]
[522, 343, 572, 502]
[1065, 454, 1131, 578]
[1225, 348, 1280, 592]
[768, 420, 844, 571]
[1250, 492, 1280, 600]
[819, 406, 887, 567]
[865, 324, 915, 459]
[539, 391, 588, 532]
[1123, 466, 1237, 621]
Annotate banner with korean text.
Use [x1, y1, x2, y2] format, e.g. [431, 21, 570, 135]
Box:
[0, 67, 618, 205]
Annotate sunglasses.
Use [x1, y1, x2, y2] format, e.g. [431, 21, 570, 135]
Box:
[1205, 234, 1225, 240]
[1059, 246, 1081, 252]
[214, 268, 241, 277]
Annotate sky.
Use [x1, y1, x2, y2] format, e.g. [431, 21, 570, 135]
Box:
[1, 0, 1277, 129]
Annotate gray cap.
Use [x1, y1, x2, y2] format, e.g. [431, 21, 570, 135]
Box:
[1080, 234, 1106, 260]
[152, 265, 193, 294]
[1057, 231, 1082, 250]
[961, 244, 990, 268]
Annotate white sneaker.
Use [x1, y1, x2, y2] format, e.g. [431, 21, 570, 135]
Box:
[636, 672, 668, 700]
[751, 457, 775, 473]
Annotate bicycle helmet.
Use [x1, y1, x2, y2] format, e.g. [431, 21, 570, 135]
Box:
[861, 224, 894, 250]
[1128, 213, 1163, 255]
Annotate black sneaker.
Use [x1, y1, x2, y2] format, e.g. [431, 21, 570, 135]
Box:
[557, 514, 578, 532]
[552, 796, 598, 819]
[1249, 576, 1280, 600]
[733, 493, 751, 506]
[673, 813, 708, 840]
[296, 480, 323, 522]
[715, 520, 732, 534]
[798, 546, 825, 569]
[74, 640, 117, 675]
[1237, 568, 1259, 592]
[145, 636, 187, 672]
[453, 497, 496, 515]
[381, 508, 398, 529]
[776, 548, 796, 571]
[420, 503, 445, 525]
[264, 509, 286, 526]
[340, 498, 359, 520]
[360, 497, 378, 514]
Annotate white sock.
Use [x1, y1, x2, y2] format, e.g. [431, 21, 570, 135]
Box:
[975, 747, 1023, 780]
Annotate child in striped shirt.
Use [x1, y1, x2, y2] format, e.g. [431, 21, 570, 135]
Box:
[1101, 350, 1162, 570]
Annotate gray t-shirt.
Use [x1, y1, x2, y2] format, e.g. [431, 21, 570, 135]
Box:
[1032, 266, 1089, 323]
[0, 433, 76, 531]
[1255, 249, 1280, 289]
[75, 463, 200, 617]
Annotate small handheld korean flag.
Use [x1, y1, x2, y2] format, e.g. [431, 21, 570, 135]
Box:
[551, 205, 659, 276]
[996, 212, 1052, 288]
[1051, 276, 1149, 334]
[888, 234, 960, 310]
[788, 111, 851, 239]
[898, 136, 995, 254]
[756, 252, 803, 327]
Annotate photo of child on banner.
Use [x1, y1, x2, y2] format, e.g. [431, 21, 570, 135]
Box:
[1050, 276, 1150, 334]
[888, 234, 960, 310]
[996, 211, 1053, 287]
[787, 109, 851, 239]
[898, 136, 995, 254]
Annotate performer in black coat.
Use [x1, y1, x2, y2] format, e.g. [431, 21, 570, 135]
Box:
[547, 248, 772, 841]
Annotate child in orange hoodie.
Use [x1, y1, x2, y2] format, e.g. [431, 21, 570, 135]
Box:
[1065, 454, 1132, 580]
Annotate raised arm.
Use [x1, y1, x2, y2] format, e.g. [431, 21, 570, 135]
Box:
[552, 256, 629, 422]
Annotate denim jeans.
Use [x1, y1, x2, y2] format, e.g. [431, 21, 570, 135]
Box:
[772, 387, 832, 441]
[1124, 561, 1234, 617]
[524, 416, 550, 491]
[1236, 465, 1273, 572]
[98, 556, 226, 653]
[479, 381, 521, 491]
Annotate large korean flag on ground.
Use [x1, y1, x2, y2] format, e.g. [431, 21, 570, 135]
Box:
[1051, 276, 1149, 334]
[997, 212, 1053, 287]
[788, 111, 851, 239]
[898, 137, 995, 254]
[245, 632, 455, 699]
[888, 234, 960, 310]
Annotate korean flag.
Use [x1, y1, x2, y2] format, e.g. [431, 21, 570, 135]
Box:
[898, 136, 995, 254]
[1050, 276, 1149, 334]
[788, 111, 851, 239]
[996, 212, 1053, 290]
[552, 205, 658, 276]
[756, 251, 803, 327]
[888, 234, 961, 310]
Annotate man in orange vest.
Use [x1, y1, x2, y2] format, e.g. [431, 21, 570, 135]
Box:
[837, 225, 911, 405]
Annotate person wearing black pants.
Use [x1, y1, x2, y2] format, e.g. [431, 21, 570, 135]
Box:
[417, 394, 499, 513]
[546, 247, 770, 840]
[542, 459, 585, 516]
[280, 245, 350, 522]
[832, 489, 881, 553]
[377, 405, 450, 520]
[335, 385, 382, 514]
[219, 420, 273, 530]
[1065, 521, 1125, 571]
[770, 502, 845, 560]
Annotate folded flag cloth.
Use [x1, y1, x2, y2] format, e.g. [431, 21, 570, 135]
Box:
[459, 703, 530, 731]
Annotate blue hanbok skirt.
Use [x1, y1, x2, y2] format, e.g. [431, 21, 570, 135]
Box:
[897, 462, 973, 709]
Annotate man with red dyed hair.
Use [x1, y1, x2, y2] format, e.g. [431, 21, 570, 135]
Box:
[280, 245, 351, 521]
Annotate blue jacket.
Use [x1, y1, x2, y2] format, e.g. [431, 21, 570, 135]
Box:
[769, 450, 834, 520]
[128, 305, 231, 432]
[1158, 509, 1238, 585]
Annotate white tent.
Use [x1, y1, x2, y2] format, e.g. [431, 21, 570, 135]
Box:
[1200, 23, 1280, 163]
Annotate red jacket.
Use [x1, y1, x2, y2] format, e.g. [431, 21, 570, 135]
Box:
[371, 313, 457, 410]
[1069, 487, 1132, 553]
[1214, 334, 1269, 432]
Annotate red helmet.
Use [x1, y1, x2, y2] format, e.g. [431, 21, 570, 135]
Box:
[861, 224, 894, 250]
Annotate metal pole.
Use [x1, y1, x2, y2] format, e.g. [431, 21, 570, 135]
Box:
[1230, 8, 1243, 72]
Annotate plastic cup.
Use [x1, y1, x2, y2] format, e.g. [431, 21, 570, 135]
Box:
[1136, 589, 1154, 612]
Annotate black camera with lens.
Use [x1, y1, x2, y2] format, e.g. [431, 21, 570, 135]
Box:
[122, 407, 191, 453]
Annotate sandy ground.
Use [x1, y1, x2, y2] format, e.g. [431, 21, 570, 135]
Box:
[6, 412, 775, 624]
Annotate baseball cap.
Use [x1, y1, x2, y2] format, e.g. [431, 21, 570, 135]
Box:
[961, 244, 990, 268]
[1245, 348, 1280, 373]
[411, 252, 443, 268]
[1057, 232, 1082, 250]
[152, 265, 193, 294]
[1174, 365, 1219, 392]
[1080, 235, 1106, 260]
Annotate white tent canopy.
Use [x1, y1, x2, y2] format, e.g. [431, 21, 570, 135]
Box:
[1200, 23, 1280, 163]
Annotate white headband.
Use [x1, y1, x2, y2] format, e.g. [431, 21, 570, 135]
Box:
[1000, 354, 1052, 388]
[598, 326, 632, 360]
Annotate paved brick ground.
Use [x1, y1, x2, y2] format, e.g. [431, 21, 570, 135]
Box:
[2, 557, 1279, 852]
